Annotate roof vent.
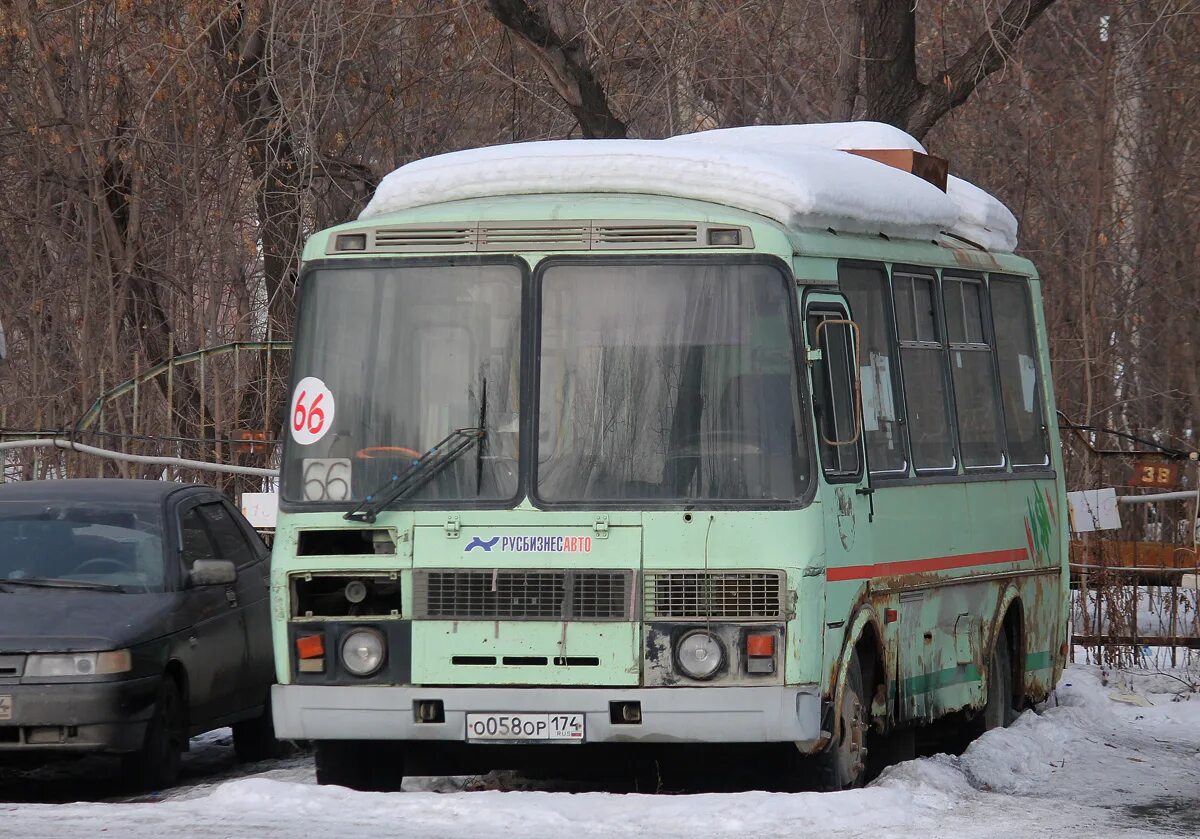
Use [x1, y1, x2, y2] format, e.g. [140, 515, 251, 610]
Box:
[845, 149, 949, 192]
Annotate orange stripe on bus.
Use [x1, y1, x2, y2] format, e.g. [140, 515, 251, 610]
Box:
[826, 548, 1029, 582]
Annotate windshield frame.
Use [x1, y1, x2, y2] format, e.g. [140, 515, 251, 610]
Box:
[529, 253, 816, 511]
[279, 255, 533, 514]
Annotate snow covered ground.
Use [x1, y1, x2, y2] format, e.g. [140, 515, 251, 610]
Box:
[1, 664, 1197, 838]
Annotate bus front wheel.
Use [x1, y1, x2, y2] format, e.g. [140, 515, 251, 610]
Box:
[983, 626, 1018, 730]
[817, 648, 870, 790]
[314, 740, 406, 791]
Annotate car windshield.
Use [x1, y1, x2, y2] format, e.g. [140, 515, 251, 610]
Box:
[0, 500, 166, 592]
[536, 261, 810, 503]
[282, 262, 522, 506]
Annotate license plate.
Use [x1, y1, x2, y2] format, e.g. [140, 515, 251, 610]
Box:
[465, 712, 584, 743]
[0, 695, 11, 721]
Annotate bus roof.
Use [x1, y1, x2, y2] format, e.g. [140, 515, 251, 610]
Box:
[360, 123, 1019, 253]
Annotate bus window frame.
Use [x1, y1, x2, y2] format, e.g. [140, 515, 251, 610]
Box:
[836, 259, 910, 479]
[988, 273, 1053, 471]
[528, 253, 819, 512]
[802, 296, 866, 484]
[277, 254, 534, 515]
[891, 265, 961, 476]
[942, 270, 1009, 472]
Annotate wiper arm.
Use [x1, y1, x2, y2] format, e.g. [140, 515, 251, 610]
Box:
[1, 577, 124, 592]
[345, 427, 485, 523]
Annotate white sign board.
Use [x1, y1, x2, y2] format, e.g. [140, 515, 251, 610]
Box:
[1066, 488, 1122, 533]
[241, 492, 279, 530]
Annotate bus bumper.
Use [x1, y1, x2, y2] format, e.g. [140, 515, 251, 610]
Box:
[272, 684, 823, 747]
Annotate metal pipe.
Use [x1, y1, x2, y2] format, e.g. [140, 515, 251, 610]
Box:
[0, 438, 278, 477]
[1117, 490, 1199, 504]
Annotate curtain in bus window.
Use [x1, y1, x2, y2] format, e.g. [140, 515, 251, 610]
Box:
[537, 262, 808, 503]
[894, 273, 955, 470]
[990, 278, 1049, 466]
[806, 312, 861, 477]
[943, 277, 1005, 468]
[839, 265, 906, 474]
[282, 264, 522, 504]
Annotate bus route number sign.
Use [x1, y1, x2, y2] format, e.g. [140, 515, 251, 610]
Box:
[290, 377, 336, 446]
[1128, 460, 1180, 490]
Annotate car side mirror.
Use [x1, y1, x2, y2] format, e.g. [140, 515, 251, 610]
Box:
[189, 559, 237, 587]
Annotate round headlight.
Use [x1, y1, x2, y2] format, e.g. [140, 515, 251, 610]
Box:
[340, 628, 385, 677]
[676, 630, 724, 680]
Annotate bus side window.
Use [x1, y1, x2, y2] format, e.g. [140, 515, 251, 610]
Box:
[989, 277, 1050, 467]
[943, 275, 1006, 469]
[893, 272, 957, 472]
[806, 309, 862, 479]
[839, 264, 907, 476]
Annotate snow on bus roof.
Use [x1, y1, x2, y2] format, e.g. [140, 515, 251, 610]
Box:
[360, 122, 1019, 253]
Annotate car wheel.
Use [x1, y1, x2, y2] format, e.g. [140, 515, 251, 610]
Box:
[314, 740, 405, 791]
[232, 693, 282, 763]
[122, 678, 185, 791]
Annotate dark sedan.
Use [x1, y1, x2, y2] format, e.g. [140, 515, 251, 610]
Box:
[0, 479, 277, 789]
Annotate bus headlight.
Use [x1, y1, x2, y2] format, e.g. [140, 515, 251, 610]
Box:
[675, 630, 724, 680]
[340, 629, 385, 677]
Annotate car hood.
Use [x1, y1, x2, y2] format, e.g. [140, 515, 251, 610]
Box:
[0, 588, 183, 652]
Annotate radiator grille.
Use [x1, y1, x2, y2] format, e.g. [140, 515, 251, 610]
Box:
[643, 571, 785, 621]
[414, 569, 632, 621]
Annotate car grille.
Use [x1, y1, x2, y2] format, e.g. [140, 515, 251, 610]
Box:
[643, 571, 786, 621]
[414, 569, 633, 621]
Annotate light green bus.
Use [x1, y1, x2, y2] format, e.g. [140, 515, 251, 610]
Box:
[269, 127, 1068, 790]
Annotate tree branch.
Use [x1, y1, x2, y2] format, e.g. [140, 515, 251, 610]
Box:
[484, 0, 627, 138]
[906, 0, 1058, 140]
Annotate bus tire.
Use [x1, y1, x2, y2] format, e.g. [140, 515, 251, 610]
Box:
[984, 626, 1017, 730]
[314, 740, 405, 791]
[817, 648, 870, 790]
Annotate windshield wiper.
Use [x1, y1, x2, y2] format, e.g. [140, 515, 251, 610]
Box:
[345, 427, 485, 523]
[0, 577, 124, 592]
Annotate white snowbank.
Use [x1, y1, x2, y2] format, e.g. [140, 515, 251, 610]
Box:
[360, 122, 1019, 253]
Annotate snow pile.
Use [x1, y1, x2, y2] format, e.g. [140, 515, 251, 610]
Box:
[360, 122, 1019, 252]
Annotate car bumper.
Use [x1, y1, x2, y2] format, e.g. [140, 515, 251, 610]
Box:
[273, 683, 824, 747]
[0, 676, 160, 754]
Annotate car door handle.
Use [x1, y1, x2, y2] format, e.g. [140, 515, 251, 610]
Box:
[226, 589, 238, 606]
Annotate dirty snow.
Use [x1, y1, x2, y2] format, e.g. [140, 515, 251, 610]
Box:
[360, 122, 1019, 253]
[2, 664, 1198, 837]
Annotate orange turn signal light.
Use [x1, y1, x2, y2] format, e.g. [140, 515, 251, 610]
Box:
[746, 633, 775, 657]
[296, 634, 325, 660]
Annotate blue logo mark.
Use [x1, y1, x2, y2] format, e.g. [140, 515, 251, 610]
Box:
[464, 536, 500, 553]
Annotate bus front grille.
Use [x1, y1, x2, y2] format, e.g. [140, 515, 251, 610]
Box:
[414, 569, 633, 621]
[643, 571, 785, 621]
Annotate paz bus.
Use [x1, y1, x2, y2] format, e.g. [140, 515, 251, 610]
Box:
[269, 123, 1068, 790]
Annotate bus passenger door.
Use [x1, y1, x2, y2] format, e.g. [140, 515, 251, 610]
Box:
[803, 294, 875, 648]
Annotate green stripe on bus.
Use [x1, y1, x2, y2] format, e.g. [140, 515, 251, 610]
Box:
[903, 663, 981, 695]
[1025, 650, 1051, 671]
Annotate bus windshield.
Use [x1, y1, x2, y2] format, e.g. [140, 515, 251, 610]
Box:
[536, 261, 809, 503]
[282, 262, 522, 505]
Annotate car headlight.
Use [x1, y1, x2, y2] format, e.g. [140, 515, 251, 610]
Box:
[25, 650, 132, 678]
[675, 630, 724, 680]
[340, 628, 385, 677]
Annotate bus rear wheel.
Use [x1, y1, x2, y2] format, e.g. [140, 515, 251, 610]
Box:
[314, 740, 406, 791]
[984, 626, 1017, 731]
[817, 649, 870, 790]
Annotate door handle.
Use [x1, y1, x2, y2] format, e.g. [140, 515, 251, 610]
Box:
[855, 486, 874, 496]
[225, 589, 238, 607]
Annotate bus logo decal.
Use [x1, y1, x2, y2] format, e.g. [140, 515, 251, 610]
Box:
[462, 535, 593, 553]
